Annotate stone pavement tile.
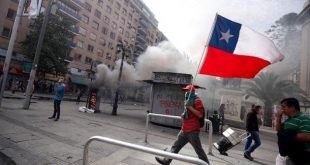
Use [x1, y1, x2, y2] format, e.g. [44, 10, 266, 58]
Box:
[3, 132, 41, 143]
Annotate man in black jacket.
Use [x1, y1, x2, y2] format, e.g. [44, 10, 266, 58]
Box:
[244, 105, 262, 161]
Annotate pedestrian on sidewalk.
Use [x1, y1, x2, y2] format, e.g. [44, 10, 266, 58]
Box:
[275, 98, 310, 165]
[244, 105, 262, 161]
[48, 78, 65, 121]
[155, 84, 209, 165]
[218, 104, 225, 134]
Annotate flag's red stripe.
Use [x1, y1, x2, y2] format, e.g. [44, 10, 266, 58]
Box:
[199, 47, 271, 78]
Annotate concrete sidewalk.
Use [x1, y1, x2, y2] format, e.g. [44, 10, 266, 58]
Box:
[0, 95, 278, 165]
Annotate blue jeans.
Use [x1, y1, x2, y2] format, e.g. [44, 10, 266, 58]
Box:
[52, 99, 61, 119]
[244, 131, 261, 153]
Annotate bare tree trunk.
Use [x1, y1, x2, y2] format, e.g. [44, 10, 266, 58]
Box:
[263, 101, 273, 127]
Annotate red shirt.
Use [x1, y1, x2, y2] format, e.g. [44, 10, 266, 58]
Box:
[181, 97, 204, 132]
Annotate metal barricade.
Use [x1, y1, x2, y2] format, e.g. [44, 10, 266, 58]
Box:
[144, 113, 213, 154]
[83, 136, 208, 165]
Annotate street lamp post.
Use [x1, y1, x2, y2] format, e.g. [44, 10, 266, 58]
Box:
[111, 43, 128, 116]
[23, 0, 54, 109]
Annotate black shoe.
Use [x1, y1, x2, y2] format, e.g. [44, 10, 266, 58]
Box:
[54, 118, 59, 121]
[48, 116, 54, 119]
[155, 157, 169, 165]
[220, 151, 228, 156]
[244, 151, 254, 161]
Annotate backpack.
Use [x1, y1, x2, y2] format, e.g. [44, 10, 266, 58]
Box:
[199, 107, 205, 128]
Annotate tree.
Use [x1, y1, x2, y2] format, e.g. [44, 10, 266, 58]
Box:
[245, 72, 308, 126]
[265, 13, 301, 77]
[21, 13, 74, 78]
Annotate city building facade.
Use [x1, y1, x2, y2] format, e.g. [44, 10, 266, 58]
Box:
[0, 0, 167, 92]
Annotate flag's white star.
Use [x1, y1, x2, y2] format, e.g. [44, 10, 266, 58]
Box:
[220, 29, 234, 43]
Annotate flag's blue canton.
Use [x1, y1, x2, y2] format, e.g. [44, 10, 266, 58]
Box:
[209, 15, 241, 53]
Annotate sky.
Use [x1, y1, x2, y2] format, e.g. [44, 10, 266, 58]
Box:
[142, 0, 307, 61]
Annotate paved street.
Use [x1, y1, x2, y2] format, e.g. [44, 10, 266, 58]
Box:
[0, 93, 278, 165]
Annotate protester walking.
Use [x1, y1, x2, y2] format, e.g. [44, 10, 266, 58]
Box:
[275, 98, 310, 165]
[48, 78, 65, 121]
[244, 105, 262, 161]
[155, 84, 209, 165]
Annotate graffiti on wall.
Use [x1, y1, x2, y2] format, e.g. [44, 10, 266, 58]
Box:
[222, 97, 241, 121]
[153, 85, 184, 115]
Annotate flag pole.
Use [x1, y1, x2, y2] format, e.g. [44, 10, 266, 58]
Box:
[190, 13, 219, 87]
[185, 13, 219, 105]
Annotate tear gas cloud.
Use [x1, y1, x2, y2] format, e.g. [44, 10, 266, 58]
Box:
[94, 41, 197, 88]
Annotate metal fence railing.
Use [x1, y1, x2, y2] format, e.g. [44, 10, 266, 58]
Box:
[145, 113, 213, 155]
[83, 136, 209, 165]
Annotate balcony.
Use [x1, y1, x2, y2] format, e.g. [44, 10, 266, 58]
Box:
[69, 27, 79, 35]
[139, 18, 148, 28]
[57, 4, 82, 22]
[64, 55, 73, 63]
[137, 27, 147, 36]
[67, 40, 77, 49]
[136, 35, 147, 44]
[134, 43, 145, 51]
[59, 0, 85, 10]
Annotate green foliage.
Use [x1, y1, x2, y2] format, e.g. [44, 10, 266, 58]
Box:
[245, 72, 308, 126]
[21, 13, 74, 77]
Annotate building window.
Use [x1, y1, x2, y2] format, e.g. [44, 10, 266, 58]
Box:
[81, 15, 89, 23]
[106, 53, 112, 60]
[106, 5, 112, 14]
[84, 2, 92, 12]
[87, 45, 94, 53]
[74, 54, 82, 61]
[124, 0, 129, 6]
[76, 40, 83, 48]
[85, 57, 92, 64]
[0, 27, 11, 38]
[128, 13, 132, 21]
[112, 22, 117, 29]
[120, 18, 125, 25]
[114, 12, 119, 20]
[102, 26, 109, 35]
[6, 9, 16, 20]
[122, 8, 127, 15]
[91, 21, 99, 30]
[99, 37, 106, 46]
[104, 16, 110, 25]
[115, 2, 121, 10]
[97, 0, 103, 7]
[110, 32, 115, 40]
[97, 48, 103, 57]
[95, 10, 101, 19]
[79, 27, 87, 35]
[125, 31, 129, 38]
[108, 42, 113, 49]
[89, 32, 97, 41]
[118, 27, 124, 34]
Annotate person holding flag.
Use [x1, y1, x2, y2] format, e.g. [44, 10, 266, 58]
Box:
[155, 84, 209, 165]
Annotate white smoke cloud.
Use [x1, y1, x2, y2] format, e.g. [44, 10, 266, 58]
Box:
[94, 41, 196, 88]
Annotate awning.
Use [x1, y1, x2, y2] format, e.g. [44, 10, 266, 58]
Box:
[0, 65, 24, 75]
[70, 76, 90, 86]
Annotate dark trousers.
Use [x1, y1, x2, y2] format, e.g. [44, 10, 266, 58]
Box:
[163, 131, 209, 164]
[278, 129, 310, 165]
[51, 99, 61, 119]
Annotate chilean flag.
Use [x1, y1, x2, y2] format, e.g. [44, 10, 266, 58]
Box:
[199, 14, 284, 79]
